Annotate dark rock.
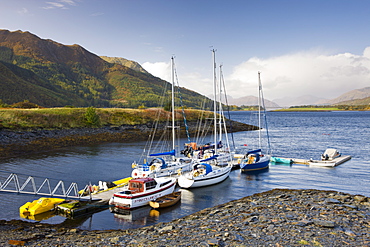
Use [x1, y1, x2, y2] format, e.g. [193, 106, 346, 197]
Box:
[312, 219, 335, 228]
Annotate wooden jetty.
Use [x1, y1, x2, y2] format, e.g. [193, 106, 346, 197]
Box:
[57, 177, 132, 217]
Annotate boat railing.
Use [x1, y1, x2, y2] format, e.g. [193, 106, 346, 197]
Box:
[0, 171, 83, 199]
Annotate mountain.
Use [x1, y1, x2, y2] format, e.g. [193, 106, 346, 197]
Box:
[227, 95, 280, 108]
[334, 96, 370, 105]
[0, 29, 210, 108]
[322, 87, 370, 105]
[271, 87, 370, 107]
[272, 95, 328, 107]
[100, 56, 149, 74]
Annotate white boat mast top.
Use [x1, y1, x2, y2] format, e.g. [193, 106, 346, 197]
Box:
[258, 71, 262, 149]
[171, 56, 175, 155]
[212, 49, 217, 154]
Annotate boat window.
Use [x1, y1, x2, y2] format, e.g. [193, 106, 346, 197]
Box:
[129, 182, 142, 190]
[146, 180, 157, 190]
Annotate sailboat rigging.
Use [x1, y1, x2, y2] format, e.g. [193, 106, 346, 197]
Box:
[131, 56, 193, 178]
[239, 71, 271, 171]
[177, 49, 232, 188]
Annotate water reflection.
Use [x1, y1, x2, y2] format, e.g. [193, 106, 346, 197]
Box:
[240, 167, 270, 181]
[111, 206, 158, 226]
[1, 111, 369, 230]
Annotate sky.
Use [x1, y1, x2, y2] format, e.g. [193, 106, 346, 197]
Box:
[1, 0, 370, 102]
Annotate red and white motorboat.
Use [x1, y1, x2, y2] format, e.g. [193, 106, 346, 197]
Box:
[109, 177, 176, 210]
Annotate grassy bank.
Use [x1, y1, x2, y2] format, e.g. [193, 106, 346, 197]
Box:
[273, 107, 341, 112]
[274, 105, 370, 112]
[0, 107, 255, 158]
[0, 107, 214, 130]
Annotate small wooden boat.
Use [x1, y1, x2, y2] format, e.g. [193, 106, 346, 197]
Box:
[149, 191, 181, 209]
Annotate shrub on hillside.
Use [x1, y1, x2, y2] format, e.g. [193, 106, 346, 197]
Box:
[85, 107, 101, 127]
[11, 100, 40, 109]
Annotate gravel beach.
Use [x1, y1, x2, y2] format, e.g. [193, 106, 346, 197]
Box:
[1, 188, 369, 246]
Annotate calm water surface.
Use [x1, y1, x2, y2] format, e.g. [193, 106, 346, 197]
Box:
[0, 111, 369, 230]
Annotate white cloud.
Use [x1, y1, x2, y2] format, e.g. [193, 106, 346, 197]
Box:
[60, 0, 76, 5]
[142, 61, 171, 81]
[225, 48, 370, 100]
[142, 61, 212, 97]
[43, 0, 76, 9]
[43, 2, 65, 9]
[17, 8, 28, 15]
[142, 47, 370, 101]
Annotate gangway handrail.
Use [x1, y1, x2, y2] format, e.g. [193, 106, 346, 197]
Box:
[0, 171, 84, 199]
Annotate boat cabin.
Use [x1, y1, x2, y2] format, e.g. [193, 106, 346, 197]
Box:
[321, 148, 341, 161]
[128, 177, 157, 193]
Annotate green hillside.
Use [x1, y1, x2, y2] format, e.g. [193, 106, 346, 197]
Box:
[0, 29, 211, 109]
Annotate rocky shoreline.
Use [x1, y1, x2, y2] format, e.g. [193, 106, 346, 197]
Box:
[0, 120, 255, 159]
[1, 188, 369, 246]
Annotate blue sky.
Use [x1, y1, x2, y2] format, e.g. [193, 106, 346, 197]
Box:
[1, 0, 370, 102]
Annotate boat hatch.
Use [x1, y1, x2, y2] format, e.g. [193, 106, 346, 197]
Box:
[119, 190, 133, 195]
[160, 180, 172, 187]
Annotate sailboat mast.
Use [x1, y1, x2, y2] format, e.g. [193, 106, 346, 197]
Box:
[212, 49, 217, 154]
[171, 56, 175, 154]
[218, 65, 223, 143]
[258, 71, 262, 149]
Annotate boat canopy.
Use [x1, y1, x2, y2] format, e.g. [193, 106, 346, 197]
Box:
[246, 149, 262, 155]
[323, 148, 340, 158]
[200, 154, 219, 162]
[149, 149, 176, 157]
[194, 163, 212, 175]
[148, 157, 167, 169]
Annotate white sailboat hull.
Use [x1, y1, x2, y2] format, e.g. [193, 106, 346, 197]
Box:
[177, 166, 231, 188]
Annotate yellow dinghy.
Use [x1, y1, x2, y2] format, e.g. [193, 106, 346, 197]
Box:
[20, 197, 65, 216]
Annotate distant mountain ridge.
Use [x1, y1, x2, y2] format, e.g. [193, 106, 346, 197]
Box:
[227, 95, 280, 108]
[334, 96, 370, 105]
[100, 56, 149, 74]
[272, 95, 327, 107]
[322, 87, 370, 105]
[0, 29, 209, 108]
[270, 87, 370, 107]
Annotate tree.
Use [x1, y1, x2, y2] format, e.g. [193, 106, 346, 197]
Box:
[85, 107, 101, 127]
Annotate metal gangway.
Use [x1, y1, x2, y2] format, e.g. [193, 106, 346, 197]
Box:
[0, 171, 86, 199]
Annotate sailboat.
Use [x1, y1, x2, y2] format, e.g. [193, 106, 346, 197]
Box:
[239, 72, 271, 171]
[177, 49, 232, 188]
[131, 57, 193, 178]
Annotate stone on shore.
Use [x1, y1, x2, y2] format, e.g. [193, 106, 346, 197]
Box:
[1, 188, 370, 246]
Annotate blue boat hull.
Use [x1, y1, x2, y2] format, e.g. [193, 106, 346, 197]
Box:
[240, 158, 270, 171]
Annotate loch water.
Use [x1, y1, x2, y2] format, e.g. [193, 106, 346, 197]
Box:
[0, 111, 369, 230]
